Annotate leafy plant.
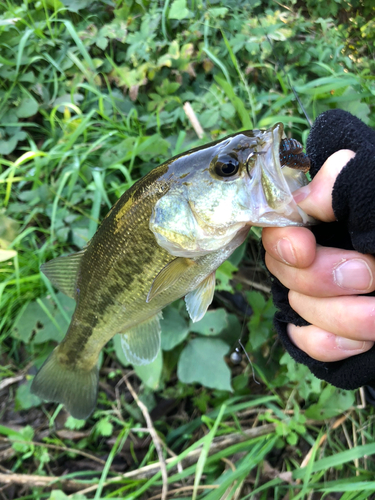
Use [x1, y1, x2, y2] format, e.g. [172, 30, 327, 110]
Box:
[246, 290, 277, 351]
[1, 0, 375, 498]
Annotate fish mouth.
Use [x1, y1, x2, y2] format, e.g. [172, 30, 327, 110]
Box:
[244, 122, 315, 226]
[243, 122, 283, 180]
[268, 122, 312, 194]
[271, 123, 313, 196]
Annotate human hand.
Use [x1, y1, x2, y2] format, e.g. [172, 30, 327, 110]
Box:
[262, 109, 375, 390]
[263, 149, 375, 362]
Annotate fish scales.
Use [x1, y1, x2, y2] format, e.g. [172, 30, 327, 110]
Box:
[62, 167, 173, 362]
[31, 124, 314, 419]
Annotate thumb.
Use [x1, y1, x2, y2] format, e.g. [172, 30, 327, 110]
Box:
[292, 149, 356, 222]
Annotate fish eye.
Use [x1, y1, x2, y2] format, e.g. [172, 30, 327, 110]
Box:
[214, 155, 240, 177]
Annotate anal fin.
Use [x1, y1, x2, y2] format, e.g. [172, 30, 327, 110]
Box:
[119, 312, 163, 366]
[185, 271, 216, 322]
[41, 250, 85, 299]
[147, 257, 196, 303]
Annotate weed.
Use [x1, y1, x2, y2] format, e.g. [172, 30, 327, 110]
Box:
[1, 0, 375, 498]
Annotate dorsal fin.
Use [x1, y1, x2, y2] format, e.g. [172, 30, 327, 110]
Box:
[40, 250, 85, 299]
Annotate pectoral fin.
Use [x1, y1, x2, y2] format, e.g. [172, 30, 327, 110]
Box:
[147, 257, 196, 303]
[185, 272, 216, 322]
[119, 312, 163, 366]
[40, 250, 85, 299]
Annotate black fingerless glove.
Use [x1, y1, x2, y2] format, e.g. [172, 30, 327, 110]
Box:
[270, 109, 375, 390]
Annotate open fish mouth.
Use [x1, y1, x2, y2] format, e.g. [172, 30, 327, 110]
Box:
[246, 122, 315, 227]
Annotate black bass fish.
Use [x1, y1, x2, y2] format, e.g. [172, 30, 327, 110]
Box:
[31, 123, 314, 419]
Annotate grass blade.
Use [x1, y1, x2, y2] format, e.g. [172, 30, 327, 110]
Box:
[192, 404, 226, 500]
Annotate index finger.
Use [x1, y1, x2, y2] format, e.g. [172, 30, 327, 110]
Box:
[262, 226, 317, 268]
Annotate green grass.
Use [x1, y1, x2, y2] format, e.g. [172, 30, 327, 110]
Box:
[1, 0, 375, 498]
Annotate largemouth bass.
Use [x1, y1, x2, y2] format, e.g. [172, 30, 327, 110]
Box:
[31, 123, 314, 419]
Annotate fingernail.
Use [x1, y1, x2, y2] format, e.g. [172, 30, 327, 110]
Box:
[276, 238, 297, 265]
[293, 185, 311, 204]
[333, 259, 373, 291]
[336, 337, 368, 351]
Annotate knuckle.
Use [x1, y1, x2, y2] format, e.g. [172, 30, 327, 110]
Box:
[288, 290, 300, 310]
[359, 313, 375, 336]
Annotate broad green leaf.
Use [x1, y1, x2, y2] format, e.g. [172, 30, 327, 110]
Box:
[65, 416, 86, 430]
[11, 293, 74, 344]
[160, 306, 190, 351]
[134, 350, 163, 390]
[70, 224, 90, 249]
[190, 308, 228, 336]
[137, 135, 170, 162]
[339, 88, 370, 124]
[249, 321, 271, 351]
[9, 425, 34, 453]
[177, 337, 232, 391]
[246, 290, 266, 314]
[279, 353, 322, 400]
[0, 134, 23, 155]
[49, 492, 70, 500]
[209, 7, 228, 17]
[215, 260, 238, 292]
[220, 102, 236, 119]
[49, 491, 87, 500]
[52, 93, 84, 112]
[15, 379, 42, 410]
[34, 294, 75, 343]
[168, 0, 190, 20]
[11, 302, 44, 343]
[19, 71, 35, 83]
[218, 313, 242, 348]
[99, 20, 128, 44]
[96, 35, 108, 51]
[95, 418, 113, 437]
[228, 241, 246, 266]
[344, 101, 370, 124]
[100, 138, 133, 166]
[60, 0, 91, 12]
[305, 385, 355, 420]
[16, 96, 38, 118]
[200, 109, 220, 129]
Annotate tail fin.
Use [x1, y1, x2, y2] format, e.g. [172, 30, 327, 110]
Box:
[31, 348, 99, 420]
